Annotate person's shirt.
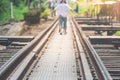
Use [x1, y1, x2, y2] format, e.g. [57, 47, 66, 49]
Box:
[55, 3, 71, 17]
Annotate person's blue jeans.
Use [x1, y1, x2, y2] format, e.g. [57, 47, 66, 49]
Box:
[59, 15, 67, 30]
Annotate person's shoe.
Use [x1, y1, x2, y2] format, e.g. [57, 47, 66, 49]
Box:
[59, 27, 62, 32]
[59, 32, 62, 35]
[59, 28, 62, 35]
[63, 29, 67, 35]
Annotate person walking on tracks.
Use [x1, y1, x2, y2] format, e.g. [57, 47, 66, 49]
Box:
[52, 0, 72, 34]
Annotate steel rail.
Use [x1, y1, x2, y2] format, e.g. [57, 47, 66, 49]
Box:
[70, 18, 93, 80]
[72, 17, 112, 80]
[0, 18, 58, 80]
[8, 20, 58, 80]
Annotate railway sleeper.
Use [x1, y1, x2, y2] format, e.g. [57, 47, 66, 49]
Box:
[0, 49, 12, 53]
[89, 36, 120, 45]
[99, 54, 120, 56]
[103, 63, 120, 67]
[95, 48, 116, 51]
[0, 53, 14, 57]
[111, 77, 120, 80]
[109, 70, 120, 75]
[11, 42, 28, 46]
[0, 59, 5, 62]
[100, 56, 120, 58]
[105, 67, 120, 70]
[93, 44, 115, 49]
[6, 46, 23, 49]
[0, 38, 11, 46]
[101, 49, 120, 52]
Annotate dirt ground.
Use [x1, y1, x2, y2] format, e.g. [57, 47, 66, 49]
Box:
[20, 19, 54, 36]
[0, 18, 54, 36]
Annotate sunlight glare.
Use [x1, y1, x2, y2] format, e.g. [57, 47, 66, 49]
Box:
[70, 0, 76, 2]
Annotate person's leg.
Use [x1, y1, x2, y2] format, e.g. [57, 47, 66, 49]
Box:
[59, 15, 63, 33]
[63, 17, 67, 34]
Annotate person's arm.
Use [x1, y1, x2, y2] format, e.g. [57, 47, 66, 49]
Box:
[71, 9, 79, 16]
[67, 4, 78, 15]
[51, 9, 56, 14]
[51, 5, 58, 14]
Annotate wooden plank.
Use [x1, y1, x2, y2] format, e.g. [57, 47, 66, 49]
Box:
[0, 36, 34, 42]
[89, 36, 120, 44]
[81, 25, 120, 31]
[77, 21, 110, 25]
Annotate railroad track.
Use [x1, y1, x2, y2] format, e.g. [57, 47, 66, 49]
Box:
[89, 36, 120, 80]
[22, 18, 95, 80]
[0, 16, 120, 80]
[74, 17, 120, 80]
[0, 19, 58, 80]
[71, 18, 112, 80]
[0, 36, 34, 67]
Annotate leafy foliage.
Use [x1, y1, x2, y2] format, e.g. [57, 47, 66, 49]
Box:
[41, 9, 49, 20]
[115, 31, 120, 36]
[13, 3, 28, 20]
[0, 0, 48, 23]
[0, 0, 11, 23]
[10, 0, 21, 6]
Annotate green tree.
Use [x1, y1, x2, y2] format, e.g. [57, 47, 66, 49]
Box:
[0, 0, 10, 13]
[0, 0, 11, 23]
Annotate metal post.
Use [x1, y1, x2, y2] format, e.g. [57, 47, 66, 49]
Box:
[28, 0, 30, 10]
[11, 2, 14, 19]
